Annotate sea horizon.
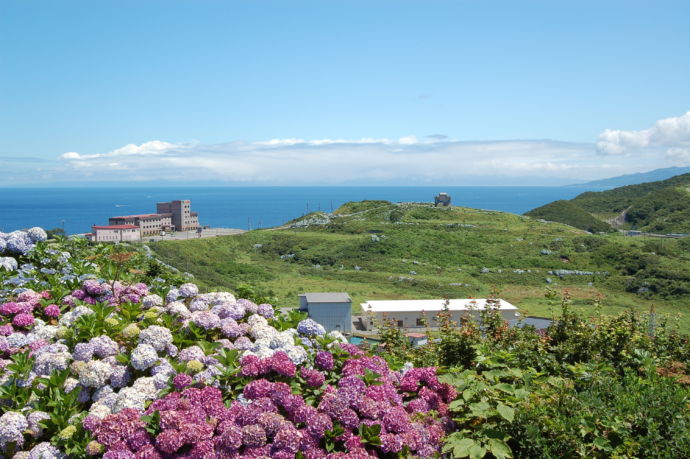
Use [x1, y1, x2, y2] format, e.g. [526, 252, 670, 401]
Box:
[0, 185, 604, 235]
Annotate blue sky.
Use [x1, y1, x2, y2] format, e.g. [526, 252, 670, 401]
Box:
[1, 0, 689, 185]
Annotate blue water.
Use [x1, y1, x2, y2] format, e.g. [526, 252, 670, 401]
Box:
[0, 186, 601, 235]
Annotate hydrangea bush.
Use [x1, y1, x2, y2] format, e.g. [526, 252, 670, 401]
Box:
[0, 228, 454, 458]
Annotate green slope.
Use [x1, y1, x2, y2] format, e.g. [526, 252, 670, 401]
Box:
[525, 200, 613, 233]
[572, 173, 690, 213]
[626, 187, 690, 233]
[149, 201, 690, 331]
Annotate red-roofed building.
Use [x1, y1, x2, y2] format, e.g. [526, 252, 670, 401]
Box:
[109, 212, 173, 236]
[89, 225, 141, 242]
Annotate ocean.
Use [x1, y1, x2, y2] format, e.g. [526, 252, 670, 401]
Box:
[0, 186, 601, 235]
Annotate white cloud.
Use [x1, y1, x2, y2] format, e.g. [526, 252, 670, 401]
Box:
[596, 111, 690, 156]
[53, 137, 615, 185]
[59, 140, 180, 160]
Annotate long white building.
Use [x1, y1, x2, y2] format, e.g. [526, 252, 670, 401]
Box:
[360, 298, 519, 331]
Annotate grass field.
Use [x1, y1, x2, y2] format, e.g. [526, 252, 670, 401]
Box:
[149, 202, 690, 331]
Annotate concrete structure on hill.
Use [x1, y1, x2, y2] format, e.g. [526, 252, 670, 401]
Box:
[434, 192, 451, 207]
[89, 199, 200, 241]
[360, 298, 519, 331]
[299, 292, 352, 333]
[89, 225, 141, 242]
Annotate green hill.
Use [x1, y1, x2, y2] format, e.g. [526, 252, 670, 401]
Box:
[572, 173, 690, 213]
[626, 187, 690, 233]
[525, 200, 613, 233]
[149, 201, 690, 331]
[526, 173, 690, 234]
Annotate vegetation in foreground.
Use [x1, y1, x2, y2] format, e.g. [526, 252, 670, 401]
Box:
[1, 229, 689, 457]
[149, 200, 690, 331]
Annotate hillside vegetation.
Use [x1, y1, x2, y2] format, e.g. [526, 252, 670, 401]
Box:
[524, 200, 613, 233]
[526, 173, 690, 234]
[149, 201, 690, 331]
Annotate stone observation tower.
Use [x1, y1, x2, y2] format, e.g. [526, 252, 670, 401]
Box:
[434, 192, 451, 207]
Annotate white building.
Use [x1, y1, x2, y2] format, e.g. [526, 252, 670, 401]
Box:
[88, 225, 141, 242]
[299, 292, 352, 333]
[360, 298, 519, 331]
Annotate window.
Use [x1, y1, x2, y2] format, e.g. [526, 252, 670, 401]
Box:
[416, 318, 425, 326]
[397, 320, 403, 327]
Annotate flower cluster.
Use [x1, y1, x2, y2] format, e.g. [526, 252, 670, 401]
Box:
[0, 228, 46, 257]
[0, 228, 454, 458]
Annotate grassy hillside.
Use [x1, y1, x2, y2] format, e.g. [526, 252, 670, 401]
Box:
[149, 201, 690, 331]
[524, 200, 613, 233]
[626, 187, 690, 233]
[572, 173, 690, 213]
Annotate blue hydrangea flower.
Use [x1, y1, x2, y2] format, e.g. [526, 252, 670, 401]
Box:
[297, 318, 326, 337]
[27, 227, 48, 243]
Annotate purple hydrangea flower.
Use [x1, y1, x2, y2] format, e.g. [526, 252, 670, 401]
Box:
[315, 351, 334, 371]
[257, 303, 274, 319]
[44, 304, 61, 318]
[12, 313, 35, 328]
[178, 283, 199, 298]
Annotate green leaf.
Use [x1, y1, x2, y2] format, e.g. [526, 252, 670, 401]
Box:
[445, 437, 475, 458]
[592, 437, 611, 451]
[469, 442, 487, 459]
[496, 404, 515, 422]
[488, 438, 513, 459]
[469, 400, 491, 417]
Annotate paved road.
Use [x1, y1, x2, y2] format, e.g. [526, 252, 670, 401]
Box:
[145, 228, 246, 242]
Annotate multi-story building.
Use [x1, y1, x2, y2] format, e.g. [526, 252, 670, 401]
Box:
[108, 213, 174, 236]
[156, 200, 199, 232]
[88, 199, 200, 241]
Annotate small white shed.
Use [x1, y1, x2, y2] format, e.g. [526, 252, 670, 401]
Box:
[360, 298, 519, 331]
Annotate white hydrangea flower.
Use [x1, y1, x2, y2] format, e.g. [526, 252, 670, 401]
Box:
[166, 301, 191, 319]
[26, 324, 59, 342]
[59, 306, 93, 327]
[27, 441, 66, 459]
[111, 377, 158, 412]
[201, 291, 236, 306]
[247, 314, 268, 328]
[87, 403, 112, 419]
[138, 325, 173, 352]
[327, 330, 348, 343]
[0, 257, 18, 271]
[141, 294, 163, 309]
[283, 345, 308, 365]
[63, 378, 79, 393]
[77, 360, 112, 388]
[130, 344, 159, 371]
[189, 297, 209, 312]
[0, 411, 28, 448]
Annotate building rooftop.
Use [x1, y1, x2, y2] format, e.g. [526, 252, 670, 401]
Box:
[300, 292, 352, 303]
[92, 225, 139, 230]
[111, 213, 171, 219]
[362, 298, 518, 313]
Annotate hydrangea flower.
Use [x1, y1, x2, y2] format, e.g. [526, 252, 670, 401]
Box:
[0, 411, 28, 448]
[138, 326, 173, 352]
[178, 283, 199, 298]
[0, 257, 18, 271]
[130, 344, 159, 371]
[297, 318, 326, 337]
[26, 227, 48, 243]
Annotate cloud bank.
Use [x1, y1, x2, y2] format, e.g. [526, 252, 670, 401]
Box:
[6, 111, 689, 186]
[50, 136, 611, 185]
[596, 111, 690, 161]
